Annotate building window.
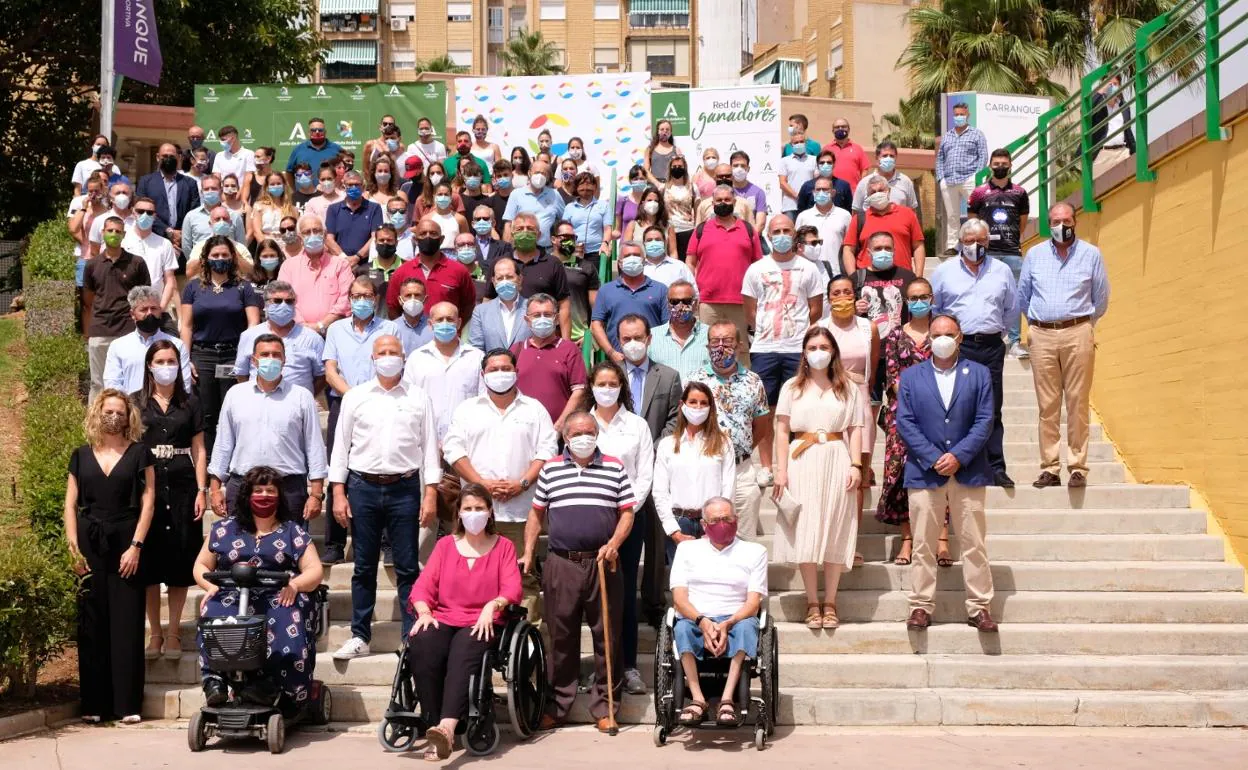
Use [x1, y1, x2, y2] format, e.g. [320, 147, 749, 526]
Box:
[447, 2, 471, 21]
[629, 0, 688, 28]
[806, 58, 817, 84]
[449, 49, 473, 67]
[319, 13, 378, 33]
[488, 7, 504, 43]
[540, 1, 566, 21]
[595, 0, 620, 20]
[392, 49, 416, 70]
[647, 55, 676, 76]
[509, 6, 526, 36]
[629, 39, 688, 77]
[390, 2, 415, 18]
[594, 47, 620, 66]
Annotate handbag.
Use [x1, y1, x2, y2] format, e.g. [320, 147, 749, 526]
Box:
[773, 487, 802, 528]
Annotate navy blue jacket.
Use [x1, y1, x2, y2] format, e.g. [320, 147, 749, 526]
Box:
[896, 357, 994, 489]
[136, 171, 201, 236]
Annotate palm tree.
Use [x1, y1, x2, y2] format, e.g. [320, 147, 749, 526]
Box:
[880, 96, 937, 150]
[1054, 0, 1203, 79]
[416, 55, 467, 74]
[499, 28, 564, 76]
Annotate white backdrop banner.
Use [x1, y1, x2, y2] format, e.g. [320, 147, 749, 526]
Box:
[942, 91, 1051, 215]
[454, 73, 652, 190]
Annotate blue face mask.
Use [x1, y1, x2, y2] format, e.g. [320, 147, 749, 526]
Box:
[871, 249, 895, 270]
[472, 219, 492, 236]
[643, 241, 665, 259]
[878, 156, 896, 172]
[136, 212, 155, 231]
[265, 301, 295, 326]
[255, 357, 283, 382]
[201, 190, 221, 206]
[813, 190, 832, 207]
[295, 173, 313, 189]
[434, 194, 452, 209]
[304, 233, 325, 252]
[770, 234, 794, 253]
[389, 212, 406, 229]
[818, 163, 834, 178]
[465, 176, 482, 190]
[433, 321, 458, 343]
[351, 298, 375, 320]
[953, 114, 969, 128]
[260, 257, 281, 272]
[345, 186, 364, 201]
[495, 280, 518, 301]
[529, 316, 556, 338]
[267, 184, 285, 198]
[208, 258, 233, 274]
[386, 139, 400, 152]
[211, 220, 232, 237]
[907, 300, 931, 317]
[495, 176, 512, 190]
[620, 256, 644, 277]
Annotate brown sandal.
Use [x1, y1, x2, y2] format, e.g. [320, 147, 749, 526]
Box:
[894, 537, 913, 565]
[424, 725, 452, 761]
[821, 603, 839, 629]
[716, 700, 741, 727]
[678, 701, 707, 725]
[937, 538, 954, 568]
[805, 603, 822, 629]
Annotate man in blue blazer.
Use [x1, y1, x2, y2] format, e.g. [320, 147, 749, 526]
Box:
[468, 257, 531, 352]
[896, 314, 998, 633]
[136, 142, 201, 254]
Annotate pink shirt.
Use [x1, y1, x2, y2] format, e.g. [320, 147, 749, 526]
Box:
[687, 217, 763, 304]
[277, 251, 353, 323]
[304, 192, 344, 224]
[409, 535, 523, 627]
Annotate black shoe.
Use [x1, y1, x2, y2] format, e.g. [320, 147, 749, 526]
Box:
[993, 471, 1015, 489]
[321, 543, 345, 565]
[381, 544, 394, 567]
[1032, 471, 1061, 489]
[203, 678, 228, 707]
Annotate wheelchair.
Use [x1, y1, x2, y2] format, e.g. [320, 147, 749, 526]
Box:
[187, 563, 331, 754]
[651, 607, 779, 750]
[376, 604, 549, 755]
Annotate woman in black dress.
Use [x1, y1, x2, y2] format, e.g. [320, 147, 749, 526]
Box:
[63, 389, 156, 724]
[135, 340, 207, 661]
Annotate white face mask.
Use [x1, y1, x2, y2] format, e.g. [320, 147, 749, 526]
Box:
[567, 434, 597, 458]
[529, 173, 547, 190]
[642, 200, 659, 216]
[428, 173, 444, 185]
[704, 157, 718, 170]
[150, 364, 179, 386]
[806, 350, 832, 370]
[731, 166, 748, 182]
[681, 404, 710, 426]
[621, 340, 648, 363]
[402, 298, 424, 318]
[373, 355, 404, 378]
[460, 509, 491, 535]
[569, 148, 583, 160]
[592, 386, 620, 407]
[866, 191, 890, 210]
[931, 335, 959, 359]
[483, 370, 517, 393]
[112, 193, 131, 210]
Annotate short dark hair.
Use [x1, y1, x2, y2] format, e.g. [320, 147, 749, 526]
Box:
[817, 150, 834, 164]
[482, 348, 516, 370]
[617, 313, 651, 337]
[730, 150, 750, 165]
[952, 102, 969, 112]
[309, 116, 326, 125]
[493, 159, 513, 175]
[375, 223, 397, 238]
[398, 277, 426, 294]
[788, 113, 809, 129]
[866, 231, 896, 249]
[219, 124, 237, 138]
[990, 147, 1013, 162]
[796, 225, 819, 242]
[257, 145, 276, 158]
[98, 145, 117, 158]
[253, 333, 286, 356]
[875, 140, 898, 155]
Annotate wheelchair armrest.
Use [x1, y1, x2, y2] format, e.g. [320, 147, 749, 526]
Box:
[663, 607, 677, 628]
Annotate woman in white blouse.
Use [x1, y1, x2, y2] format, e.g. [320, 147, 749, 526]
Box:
[577, 360, 654, 695]
[653, 381, 736, 560]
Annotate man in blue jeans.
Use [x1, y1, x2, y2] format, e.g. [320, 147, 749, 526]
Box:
[669, 497, 769, 727]
[968, 148, 1030, 358]
[328, 334, 442, 660]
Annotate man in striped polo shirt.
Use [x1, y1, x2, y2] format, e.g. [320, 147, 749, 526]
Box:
[521, 411, 636, 733]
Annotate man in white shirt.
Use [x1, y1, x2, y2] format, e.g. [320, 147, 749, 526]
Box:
[72, 135, 110, 195]
[740, 215, 824, 406]
[102, 286, 193, 393]
[851, 140, 920, 213]
[88, 180, 138, 256]
[640, 227, 695, 291]
[795, 175, 852, 281]
[777, 130, 818, 219]
[329, 334, 442, 661]
[210, 125, 257, 203]
[442, 348, 558, 619]
[121, 197, 180, 328]
[669, 497, 768, 725]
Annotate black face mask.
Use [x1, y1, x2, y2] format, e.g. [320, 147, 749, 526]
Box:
[416, 237, 442, 256]
[669, 166, 687, 179]
[713, 202, 734, 218]
[188, 137, 203, 149]
[992, 166, 1011, 179]
[136, 314, 162, 334]
[159, 155, 178, 174]
[376, 243, 397, 259]
[557, 239, 576, 258]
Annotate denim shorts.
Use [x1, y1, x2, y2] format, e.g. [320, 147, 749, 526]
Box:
[674, 615, 759, 659]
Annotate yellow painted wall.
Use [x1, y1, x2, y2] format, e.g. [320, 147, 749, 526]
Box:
[1055, 112, 1248, 565]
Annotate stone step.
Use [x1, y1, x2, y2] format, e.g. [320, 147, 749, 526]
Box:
[864, 442, 1118, 463]
[142, 683, 1248, 727]
[763, 508, 1211, 536]
[748, 534, 1227, 562]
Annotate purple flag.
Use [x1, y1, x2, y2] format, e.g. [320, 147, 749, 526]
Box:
[113, 0, 163, 86]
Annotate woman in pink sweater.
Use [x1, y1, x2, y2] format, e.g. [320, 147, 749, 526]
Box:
[408, 483, 522, 761]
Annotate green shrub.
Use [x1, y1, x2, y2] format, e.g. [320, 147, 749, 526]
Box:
[20, 386, 84, 542]
[23, 333, 86, 392]
[0, 534, 78, 699]
[23, 219, 76, 282]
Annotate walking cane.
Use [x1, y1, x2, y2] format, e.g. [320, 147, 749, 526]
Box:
[596, 556, 620, 736]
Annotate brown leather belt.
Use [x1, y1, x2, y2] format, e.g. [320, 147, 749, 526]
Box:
[1028, 315, 1090, 330]
[354, 469, 419, 485]
[790, 430, 844, 460]
[549, 548, 600, 563]
[673, 507, 702, 521]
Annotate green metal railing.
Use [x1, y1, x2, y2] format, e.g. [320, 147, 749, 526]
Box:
[972, 0, 1245, 236]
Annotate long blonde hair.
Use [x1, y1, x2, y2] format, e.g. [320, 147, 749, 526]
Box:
[85, 389, 143, 446]
[671, 381, 727, 458]
[256, 172, 296, 217]
[789, 326, 852, 400]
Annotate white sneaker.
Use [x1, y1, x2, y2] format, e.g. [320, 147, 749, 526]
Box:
[623, 667, 646, 695]
[120, 715, 141, 724]
[332, 636, 370, 660]
[755, 467, 774, 487]
[1008, 342, 1029, 359]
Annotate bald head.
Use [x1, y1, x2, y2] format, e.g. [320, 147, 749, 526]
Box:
[429, 301, 459, 326]
[372, 334, 403, 358]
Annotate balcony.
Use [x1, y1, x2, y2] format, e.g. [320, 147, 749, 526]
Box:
[629, 0, 688, 28]
[319, 0, 381, 36]
[322, 40, 379, 82]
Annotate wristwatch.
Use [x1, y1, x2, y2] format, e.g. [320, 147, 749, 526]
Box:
[519, 478, 531, 491]
[310, 492, 325, 501]
[130, 540, 144, 550]
[694, 614, 707, 627]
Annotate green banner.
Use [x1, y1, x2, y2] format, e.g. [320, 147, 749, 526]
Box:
[651, 89, 691, 138]
[193, 83, 447, 167]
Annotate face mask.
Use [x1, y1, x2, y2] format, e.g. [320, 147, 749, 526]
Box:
[256, 357, 283, 382]
[871, 249, 895, 270]
[658, 131, 672, 142]
[878, 156, 896, 173]
[644, 240, 665, 260]
[642, 200, 659, 216]
[463, 220, 489, 239]
[907, 299, 931, 317]
[136, 314, 162, 335]
[770, 234, 794, 253]
[866, 192, 890, 210]
[376, 243, 397, 260]
[113, 193, 131, 210]
[296, 173, 314, 189]
[567, 434, 597, 459]
[986, 165, 1011, 181]
[529, 173, 547, 190]
[211, 220, 233, 237]
[465, 175, 482, 190]
[416, 237, 442, 256]
[135, 212, 155, 231]
[670, 166, 686, 179]
[189, 137, 204, 149]
[1052, 224, 1075, 244]
[709, 346, 736, 370]
[455, 246, 477, 265]
[202, 190, 221, 206]
[386, 139, 400, 152]
[266, 301, 295, 326]
[621, 340, 648, 363]
[401, 298, 424, 318]
[931, 334, 959, 359]
[304, 233, 325, 253]
[159, 155, 178, 174]
[713, 202, 734, 218]
[483, 370, 517, 393]
[495, 280, 518, 301]
[376, 172, 392, 186]
[512, 231, 538, 251]
[434, 194, 452, 210]
[620, 256, 644, 277]
[100, 411, 127, 434]
[150, 364, 179, 386]
[681, 404, 709, 426]
[267, 185, 285, 198]
[670, 304, 694, 323]
[473, 127, 487, 139]
[521, 315, 554, 338]
[560, 170, 575, 182]
[961, 243, 986, 263]
[704, 519, 738, 546]
[460, 509, 491, 535]
[592, 386, 620, 407]
[436, 318, 461, 341]
[208, 258, 233, 274]
[220, 139, 232, 152]
[495, 176, 512, 191]
[801, 242, 821, 262]
[953, 115, 968, 128]
[834, 128, 850, 140]
[704, 157, 718, 170]
[250, 495, 278, 519]
[557, 239, 577, 258]
[791, 143, 806, 156]
[345, 186, 364, 201]
[319, 180, 335, 194]
[374, 355, 404, 378]
[806, 349, 832, 370]
[731, 167, 748, 182]
[419, 129, 433, 139]
[102, 231, 123, 248]
[389, 212, 406, 229]
[281, 230, 298, 244]
[831, 298, 856, 317]
[569, 148, 583, 160]
[351, 298, 375, 320]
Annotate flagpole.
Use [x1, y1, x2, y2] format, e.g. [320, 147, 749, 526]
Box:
[100, 0, 115, 139]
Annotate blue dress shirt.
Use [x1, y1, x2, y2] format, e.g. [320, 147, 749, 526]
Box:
[323, 315, 399, 396]
[563, 198, 612, 253]
[208, 378, 327, 479]
[1017, 239, 1111, 323]
[931, 255, 1018, 335]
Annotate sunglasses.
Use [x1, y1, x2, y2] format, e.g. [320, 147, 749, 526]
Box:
[279, 227, 296, 234]
[267, 298, 296, 305]
[309, 128, 326, 134]
[134, 209, 156, 215]
[473, 217, 492, 223]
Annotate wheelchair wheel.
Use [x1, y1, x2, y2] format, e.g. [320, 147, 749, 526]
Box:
[754, 726, 767, 751]
[506, 621, 547, 739]
[187, 711, 208, 752]
[266, 713, 285, 754]
[759, 621, 779, 736]
[377, 718, 419, 753]
[652, 621, 675, 730]
[652, 725, 668, 747]
[464, 716, 501, 756]
[308, 682, 332, 726]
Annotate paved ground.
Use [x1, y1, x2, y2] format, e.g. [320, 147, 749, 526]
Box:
[2, 723, 1246, 768]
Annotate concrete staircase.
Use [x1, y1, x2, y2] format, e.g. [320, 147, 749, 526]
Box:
[142, 358, 1248, 728]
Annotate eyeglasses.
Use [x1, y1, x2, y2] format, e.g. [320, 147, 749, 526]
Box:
[134, 209, 156, 215]
[267, 298, 296, 305]
[309, 128, 326, 134]
[907, 293, 933, 302]
[348, 294, 376, 302]
[668, 299, 693, 307]
[708, 337, 737, 346]
[381, 122, 395, 128]
[805, 239, 824, 247]
[473, 217, 492, 223]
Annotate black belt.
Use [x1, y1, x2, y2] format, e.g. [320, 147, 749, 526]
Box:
[673, 507, 702, 521]
[352, 469, 418, 485]
[549, 548, 601, 563]
[192, 341, 238, 352]
[962, 332, 1004, 343]
[1028, 316, 1090, 330]
[736, 451, 751, 464]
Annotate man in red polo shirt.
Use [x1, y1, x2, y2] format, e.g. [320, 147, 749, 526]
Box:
[511, 292, 586, 430]
[823, 117, 870, 190]
[685, 184, 763, 367]
[385, 217, 476, 322]
[841, 174, 926, 277]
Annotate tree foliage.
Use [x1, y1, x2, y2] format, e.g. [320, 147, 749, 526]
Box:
[0, 0, 327, 240]
[417, 55, 468, 74]
[881, 96, 938, 150]
[499, 28, 565, 76]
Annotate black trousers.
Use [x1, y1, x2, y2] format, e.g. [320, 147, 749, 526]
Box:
[406, 623, 494, 724]
[190, 343, 238, 458]
[637, 496, 666, 625]
[959, 334, 1007, 474]
[77, 515, 145, 719]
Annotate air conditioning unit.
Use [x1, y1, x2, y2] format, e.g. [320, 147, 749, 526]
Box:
[594, 66, 606, 73]
[390, 17, 408, 31]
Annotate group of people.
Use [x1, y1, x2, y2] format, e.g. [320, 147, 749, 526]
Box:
[63, 110, 1110, 750]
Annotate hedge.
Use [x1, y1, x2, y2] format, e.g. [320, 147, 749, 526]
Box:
[0, 534, 77, 698]
[24, 218, 77, 282]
